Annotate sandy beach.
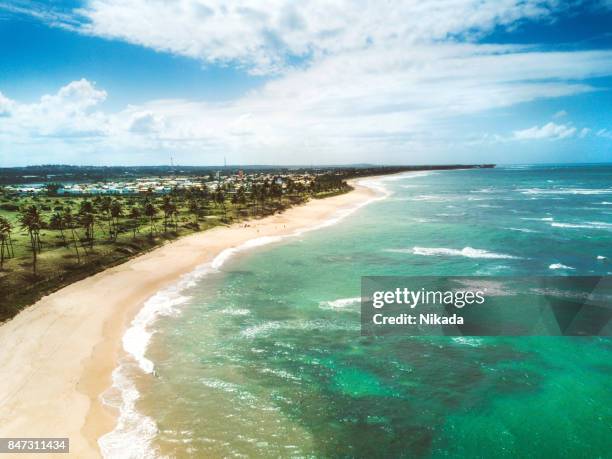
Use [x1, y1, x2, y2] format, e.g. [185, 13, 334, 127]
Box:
[0, 179, 378, 458]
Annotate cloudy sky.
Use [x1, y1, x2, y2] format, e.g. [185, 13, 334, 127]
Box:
[1, 0, 611, 166]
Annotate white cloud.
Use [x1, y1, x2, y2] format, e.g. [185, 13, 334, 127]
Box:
[128, 112, 165, 134]
[2, 41, 612, 163]
[66, 0, 565, 75]
[596, 128, 612, 139]
[0, 79, 109, 140]
[553, 110, 568, 118]
[513, 122, 577, 140]
[1, 1, 612, 164]
[0, 92, 15, 117]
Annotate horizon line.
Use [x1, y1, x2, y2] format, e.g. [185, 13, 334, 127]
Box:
[2, 161, 612, 170]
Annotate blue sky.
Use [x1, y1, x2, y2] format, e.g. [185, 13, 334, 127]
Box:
[0, 0, 611, 166]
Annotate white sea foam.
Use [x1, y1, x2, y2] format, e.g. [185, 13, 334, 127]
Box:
[259, 368, 301, 381]
[200, 377, 241, 393]
[212, 236, 285, 270]
[505, 227, 538, 233]
[549, 263, 575, 270]
[242, 319, 359, 338]
[518, 188, 612, 195]
[380, 170, 435, 181]
[219, 307, 251, 316]
[319, 297, 361, 310]
[550, 221, 612, 230]
[597, 255, 607, 260]
[520, 217, 553, 221]
[98, 363, 159, 459]
[241, 321, 284, 338]
[405, 246, 521, 259]
[601, 202, 612, 205]
[410, 194, 455, 202]
[124, 290, 190, 374]
[451, 337, 483, 347]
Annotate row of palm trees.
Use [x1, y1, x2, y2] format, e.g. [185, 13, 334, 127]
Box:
[3, 176, 348, 274]
[8, 189, 246, 274]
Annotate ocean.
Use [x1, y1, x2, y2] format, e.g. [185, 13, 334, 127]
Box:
[99, 164, 612, 458]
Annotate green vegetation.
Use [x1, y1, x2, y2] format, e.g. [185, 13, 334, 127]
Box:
[0, 175, 350, 321]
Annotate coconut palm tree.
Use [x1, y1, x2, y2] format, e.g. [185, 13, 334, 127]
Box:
[170, 201, 179, 231]
[200, 182, 209, 202]
[214, 188, 227, 222]
[0, 216, 13, 269]
[188, 199, 199, 227]
[19, 205, 43, 273]
[128, 207, 142, 239]
[162, 195, 175, 233]
[79, 212, 95, 250]
[271, 179, 283, 204]
[49, 211, 66, 244]
[63, 208, 80, 263]
[98, 196, 113, 240]
[142, 199, 157, 237]
[110, 199, 123, 240]
[78, 200, 96, 249]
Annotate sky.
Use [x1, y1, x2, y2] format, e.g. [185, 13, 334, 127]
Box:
[0, 0, 611, 166]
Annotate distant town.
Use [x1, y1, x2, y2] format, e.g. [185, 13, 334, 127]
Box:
[4, 170, 317, 196]
[0, 164, 495, 195]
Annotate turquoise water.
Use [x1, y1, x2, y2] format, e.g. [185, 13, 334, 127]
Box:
[113, 165, 612, 457]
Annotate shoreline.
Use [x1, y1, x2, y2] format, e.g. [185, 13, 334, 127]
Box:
[0, 178, 382, 458]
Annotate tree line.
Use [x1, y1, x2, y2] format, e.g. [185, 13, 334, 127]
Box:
[1, 176, 349, 274]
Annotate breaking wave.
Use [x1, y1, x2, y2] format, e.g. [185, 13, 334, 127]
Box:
[391, 246, 522, 259]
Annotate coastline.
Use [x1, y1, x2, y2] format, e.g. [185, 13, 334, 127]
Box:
[0, 178, 381, 458]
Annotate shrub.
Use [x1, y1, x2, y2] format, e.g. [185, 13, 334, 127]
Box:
[0, 203, 19, 211]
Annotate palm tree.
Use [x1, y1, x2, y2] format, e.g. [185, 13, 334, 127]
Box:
[255, 182, 269, 214]
[110, 199, 123, 240]
[271, 179, 283, 204]
[188, 199, 199, 227]
[79, 212, 95, 250]
[0, 216, 13, 269]
[162, 196, 174, 233]
[19, 205, 43, 273]
[170, 201, 179, 231]
[63, 208, 81, 264]
[142, 200, 157, 237]
[128, 207, 142, 239]
[215, 188, 227, 222]
[200, 182, 209, 202]
[78, 200, 96, 249]
[49, 211, 66, 244]
[98, 196, 113, 240]
[285, 178, 295, 199]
